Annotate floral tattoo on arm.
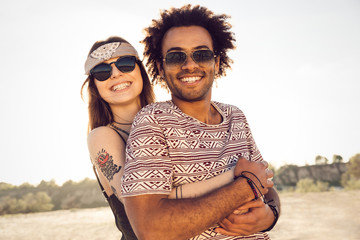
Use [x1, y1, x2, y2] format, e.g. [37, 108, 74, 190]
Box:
[95, 148, 121, 181]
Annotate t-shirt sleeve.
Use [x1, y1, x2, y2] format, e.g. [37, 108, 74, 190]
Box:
[230, 104, 264, 163]
[121, 110, 173, 197]
[241, 110, 264, 163]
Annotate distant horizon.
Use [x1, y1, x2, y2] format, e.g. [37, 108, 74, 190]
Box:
[2, 157, 354, 187]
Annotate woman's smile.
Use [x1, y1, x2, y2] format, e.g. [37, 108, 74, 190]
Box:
[112, 81, 132, 92]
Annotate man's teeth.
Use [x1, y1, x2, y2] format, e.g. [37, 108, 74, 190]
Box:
[180, 76, 201, 83]
[113, 82, 130, 91]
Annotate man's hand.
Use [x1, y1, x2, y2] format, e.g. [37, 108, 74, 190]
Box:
[214, 199, 275, 236]
[234, 158, 274, 196]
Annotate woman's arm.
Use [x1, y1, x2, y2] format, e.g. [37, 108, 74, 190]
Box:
[168, 169, 235, 199]
[87, 126, 126, 201]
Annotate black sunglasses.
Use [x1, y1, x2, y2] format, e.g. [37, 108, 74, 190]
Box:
[90, 56, 136, 81]
[163, 49, 216, 67]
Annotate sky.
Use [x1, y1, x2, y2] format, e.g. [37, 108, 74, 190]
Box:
[0, 0, 359, 186]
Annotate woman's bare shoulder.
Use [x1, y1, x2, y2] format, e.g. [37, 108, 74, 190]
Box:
[87, 126, 119, 144]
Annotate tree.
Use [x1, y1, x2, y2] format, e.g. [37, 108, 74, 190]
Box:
[0, 182, 16, 190]
[341, 153, 360, 190]
[23, 192, 54, 213]
[332, 154, 343, 163]
[37, 180, 58, 189]
[315, 155, 328, 165]
[347, 153, 360, 178]
[62, 180, 75, 188]
[19, 182, 34, 189]
[0, 197, 26, 215]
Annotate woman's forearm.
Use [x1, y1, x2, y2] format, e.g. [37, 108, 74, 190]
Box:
[168, 168, 235, 199]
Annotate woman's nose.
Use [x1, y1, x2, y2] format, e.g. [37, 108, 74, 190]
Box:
[110, 63, 123, 79]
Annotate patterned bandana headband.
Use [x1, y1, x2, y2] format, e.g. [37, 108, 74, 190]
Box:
[84, 42, 139, 75]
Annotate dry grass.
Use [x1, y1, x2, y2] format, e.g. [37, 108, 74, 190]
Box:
[0, 190, 359, 240]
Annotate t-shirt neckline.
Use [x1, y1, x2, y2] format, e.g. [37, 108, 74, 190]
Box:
[167, 100, 226, 127]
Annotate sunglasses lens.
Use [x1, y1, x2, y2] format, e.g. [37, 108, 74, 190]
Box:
[91, 63, 112, 81]
[192, 50, 214, 63]
[165, 52, 187, 65]
[115, 56, 136, 73]
[90, 56, 136, 81]
[164, 50, 214, 66]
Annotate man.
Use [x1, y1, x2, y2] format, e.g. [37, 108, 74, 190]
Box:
[122, 5, 280, 240]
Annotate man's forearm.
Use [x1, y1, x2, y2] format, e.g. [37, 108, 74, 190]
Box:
[124, 177, 254, 240]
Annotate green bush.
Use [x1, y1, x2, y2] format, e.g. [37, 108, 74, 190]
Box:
[315, 181, 330, 192]
[23, 192, 54, 213]
[0, 191, 53, 215]
[296, 178, 329, 193]
[341, 153, 360, 190]
[0, 197, 26, 214]
[342, 175, 360, 190]
[347, 154, 360, 178]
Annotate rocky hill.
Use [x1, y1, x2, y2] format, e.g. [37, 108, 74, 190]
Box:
[274, 162, 347, 187]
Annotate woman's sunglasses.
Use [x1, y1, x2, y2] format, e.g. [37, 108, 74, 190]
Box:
[163, 49, 216, 67]
[90, 56, 136, 81]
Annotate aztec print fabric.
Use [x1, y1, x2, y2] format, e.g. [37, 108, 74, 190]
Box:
[122, 101, 269, 239]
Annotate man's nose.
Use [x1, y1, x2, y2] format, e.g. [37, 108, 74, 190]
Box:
[181, 54, 199, 70]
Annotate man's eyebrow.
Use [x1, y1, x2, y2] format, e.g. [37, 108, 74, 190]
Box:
[166, 47, 183, 53]
[166, 45, 211, 53]
[194, 45, 211, 50]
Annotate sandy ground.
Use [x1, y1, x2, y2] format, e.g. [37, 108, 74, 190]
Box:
[0, 190, 359, 240]
[268, 190, 360, 240]
[0, 207, 121, 240]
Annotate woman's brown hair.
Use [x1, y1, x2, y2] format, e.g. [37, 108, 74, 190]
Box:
[81, 36, 155, 133]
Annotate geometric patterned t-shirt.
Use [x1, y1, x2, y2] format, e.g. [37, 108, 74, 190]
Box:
[122, 100, 270, 240]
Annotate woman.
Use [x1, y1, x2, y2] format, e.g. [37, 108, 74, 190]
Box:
[81, 36, 238, 240]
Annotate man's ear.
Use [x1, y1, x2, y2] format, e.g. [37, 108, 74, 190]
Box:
[156, 61, 164, 78]
[215, 56, 220, 75]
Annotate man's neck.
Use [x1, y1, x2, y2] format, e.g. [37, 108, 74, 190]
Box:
[171, 97, 222, 125]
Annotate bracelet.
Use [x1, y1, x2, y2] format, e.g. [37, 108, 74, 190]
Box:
[175, 185, 183, 199]
[260, 204, 279, 232]
[234, 171, 266, 200]
[236, 175, 259, 200]
[234, 171, 279, 232]
[234, 175, 260, 200]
